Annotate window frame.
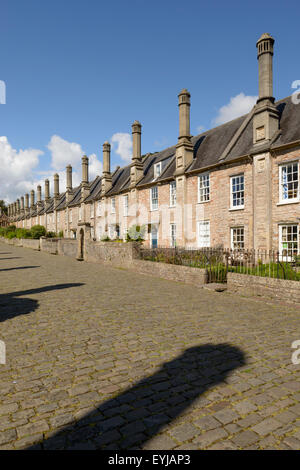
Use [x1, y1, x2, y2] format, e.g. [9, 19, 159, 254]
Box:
[197, 220, 210, 248]
[198, 173, 210, 203]
[97, 201, 101, 217]
[231, 226, 245, 250]
[230, 174, 244, 210]
[150, 186, 158, 211]
[279, 162, 299, 203]
[279, 224, 299, 260]
[123, 194, 129, 217]
[169, 181, 176, 207]
[111, 197, 116, 214]
[170, 223, 176, 248]
[154, 162, 162, 179]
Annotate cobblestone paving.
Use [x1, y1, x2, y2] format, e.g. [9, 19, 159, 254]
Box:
[0, 243, 300, 450]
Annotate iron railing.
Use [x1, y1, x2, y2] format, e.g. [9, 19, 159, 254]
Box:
[139, 247, 300, 283]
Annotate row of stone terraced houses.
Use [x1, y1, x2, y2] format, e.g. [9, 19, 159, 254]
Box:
[7, 34, 300, 256]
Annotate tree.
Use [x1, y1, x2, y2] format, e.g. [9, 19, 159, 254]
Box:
[0, 200, 7, 215]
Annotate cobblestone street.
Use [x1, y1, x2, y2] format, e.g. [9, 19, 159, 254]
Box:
[0, 242, 300, 450]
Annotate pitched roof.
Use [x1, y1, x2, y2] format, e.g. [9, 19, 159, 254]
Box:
[17, 95, 300, 211]
[84, 176, 102, 202]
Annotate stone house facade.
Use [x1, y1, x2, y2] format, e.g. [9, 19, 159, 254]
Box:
[8, 33, 300, 257]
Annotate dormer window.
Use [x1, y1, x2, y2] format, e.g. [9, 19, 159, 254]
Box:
[154, 162, 162, 179]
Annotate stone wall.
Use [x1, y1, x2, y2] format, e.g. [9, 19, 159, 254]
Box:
[21, 239, 40, 250]
[84, 240, 140, 267]
[131, 259, 207, 286]
[57, 239, 77, 258]
[40, 237, 58, 254]
[0, 237, 40, 250]
[39, 238, 77, 257]
[227, 272, 300, 304]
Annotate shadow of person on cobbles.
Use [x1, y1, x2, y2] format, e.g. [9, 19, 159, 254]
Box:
[29, 343, 246, 450]
[0, 265, 40, 272]
[0, 283, 84, 322]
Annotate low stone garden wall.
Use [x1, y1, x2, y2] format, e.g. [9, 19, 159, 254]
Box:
[84, 240, 140, 267]
[227, 272, 300, 304]
[39, 237, 57, 254]
[131, 259, 207, 286]
[57, 239, 78, 258]
[0, 236, 40, 250]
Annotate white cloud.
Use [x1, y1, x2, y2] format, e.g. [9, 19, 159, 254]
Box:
[196, 125, 205, 134]
[111, 133, 132, 162]
[47, 134, 102, 189]
[213, 93, 257, 125]
[48, 135, 85, 170]
[0, 136, 44, 203]
[0, 135, 103, 203]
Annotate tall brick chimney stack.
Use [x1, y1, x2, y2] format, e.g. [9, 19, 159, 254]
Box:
[25, 194, 29, 216]
[44, 179, 50, 211]
[101, 142, 112, 194]
[20, 196, 24, 216]
[257, 33, 274, 104]
[132, 121, 142, 161]
[16, 199, 20, 216]
[253, 33, 279, 144]
[130, 121, 143, 187]
[36, 185, 42, 216]
[66, 165, 73, 203]
[175, 89, 193, 175]
[37, 185, 42, 203]
[30, 190, 35, 208]
[53, 174, 59, 207]
[66, 165, 72, 191]
[178, 89, 191, 142]
[81, 156, 89, 202]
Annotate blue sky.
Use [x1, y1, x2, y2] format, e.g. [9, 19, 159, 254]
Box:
[1, 0, 300, 201]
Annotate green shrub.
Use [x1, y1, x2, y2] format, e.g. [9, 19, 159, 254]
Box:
[46, 231, 57, 238]
[6, 231, 16, 239]
[6, 225, 16, 232]
[16, 228, 32, 239]
[58, 230, 64, 238]
[30, 225, 46, 239]
[127, 224, 146, 242]
[100, 236, 111, 241]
